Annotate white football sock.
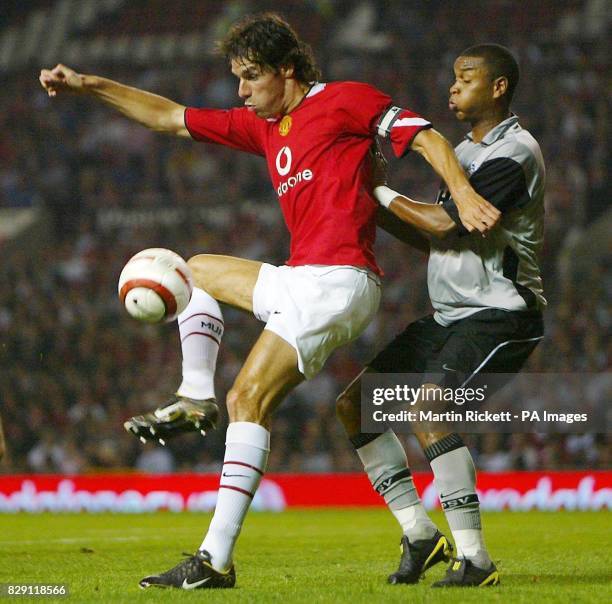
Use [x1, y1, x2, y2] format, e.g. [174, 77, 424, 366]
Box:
[392, 502, 438, 540]
[426, 434, 492, 569]
[453, 529, 492, 568]
[356, 431, 437, 542]
[176, 287, 224, 400]
[200, 422, 270, 571]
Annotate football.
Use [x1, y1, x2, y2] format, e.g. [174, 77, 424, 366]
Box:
[118, 248, 194, 323]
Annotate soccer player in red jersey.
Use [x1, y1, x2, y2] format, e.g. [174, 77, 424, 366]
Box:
[40, 13, 499, 589]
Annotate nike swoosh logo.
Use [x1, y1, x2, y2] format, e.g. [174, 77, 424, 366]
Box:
[222, 472, 248, 478]
[182, 577, 212, 589]
[440, 488, 463, 499]
[442, 364, 457, 372]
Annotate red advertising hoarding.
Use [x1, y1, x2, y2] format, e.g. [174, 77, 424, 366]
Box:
[0, 471, 609, 513]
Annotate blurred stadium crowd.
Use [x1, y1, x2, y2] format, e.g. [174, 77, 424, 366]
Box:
[0, 0, 609, 474]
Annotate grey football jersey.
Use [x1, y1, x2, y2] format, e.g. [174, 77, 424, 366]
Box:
[429, 115, 546, 326]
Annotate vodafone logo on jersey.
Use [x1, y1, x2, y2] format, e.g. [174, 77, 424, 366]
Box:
[275, 146, 313, 197]
[276, 146, 292, 176]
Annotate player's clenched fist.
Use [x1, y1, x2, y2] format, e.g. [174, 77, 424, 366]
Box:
[39, 64, 84, 97]
[456, 190, 501, 234]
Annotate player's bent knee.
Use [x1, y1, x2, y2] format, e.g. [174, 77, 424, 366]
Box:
[187, 254, 259, 312]
[226, 384, 267, 424]
[187, 253, 212, 267]
[188, 254, 233, 303]
[187, 254, 214, 289]
[225, 388, 244, 421]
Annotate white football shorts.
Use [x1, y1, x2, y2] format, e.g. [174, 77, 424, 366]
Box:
[252, 264, 381, 379]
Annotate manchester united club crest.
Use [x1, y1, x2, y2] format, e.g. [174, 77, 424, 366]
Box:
[279, 115, 292, 136]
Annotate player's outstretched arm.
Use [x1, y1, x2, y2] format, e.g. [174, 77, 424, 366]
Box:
[411, 128, 501, 234]
[377, 192, 456, 239]
[39, 64, 189, 137]
[370, 143, 454, 240]
[376, 207, 430, 254]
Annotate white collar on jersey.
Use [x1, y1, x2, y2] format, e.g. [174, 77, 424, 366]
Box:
[466, 114, 520, 145]
[306, 82, 327, 97]
[265, 83, 327, 122]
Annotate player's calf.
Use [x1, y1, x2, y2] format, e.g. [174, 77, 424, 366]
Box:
[336, 369, 369, 435]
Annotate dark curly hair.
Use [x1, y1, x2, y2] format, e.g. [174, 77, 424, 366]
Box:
[217, 12, 321, 84]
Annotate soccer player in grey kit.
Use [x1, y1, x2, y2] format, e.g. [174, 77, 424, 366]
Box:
[337, 44, 546, 588]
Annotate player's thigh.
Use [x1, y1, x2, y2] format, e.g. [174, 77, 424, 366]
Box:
[227, 329, 304, 425]
[188, 254, 262, 312]
[412, 311, 543, 444]
[338, 318, 445, 436]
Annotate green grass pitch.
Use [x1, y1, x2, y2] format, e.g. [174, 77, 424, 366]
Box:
[0, 510, 609, 603]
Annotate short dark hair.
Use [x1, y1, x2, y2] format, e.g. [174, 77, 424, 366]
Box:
[460, 43, 519, 104]
[217, 12, 321, 84]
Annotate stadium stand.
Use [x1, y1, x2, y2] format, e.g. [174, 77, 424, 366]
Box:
[0, 0, 609, 473]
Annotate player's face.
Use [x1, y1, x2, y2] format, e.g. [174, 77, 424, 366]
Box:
[448, 56, 494, 122]
[231, 58, 289, 118]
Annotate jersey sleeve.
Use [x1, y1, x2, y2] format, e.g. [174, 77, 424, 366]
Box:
[468, 153, 532, 213]
[439, 192, 469, 236]
[331, 82, 392, 135]
[376, 105, 432, 158]
[440, 144, 533, 236]
[332, 82, 432, 156]
[184, 107, 266, 156]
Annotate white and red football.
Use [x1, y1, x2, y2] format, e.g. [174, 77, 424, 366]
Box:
[118, 248, 193, 323]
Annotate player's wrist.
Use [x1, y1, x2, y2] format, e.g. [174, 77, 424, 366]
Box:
[80, 74, 99, 92]
[447, 182, 472, 208]
[374, 185, 398, 209]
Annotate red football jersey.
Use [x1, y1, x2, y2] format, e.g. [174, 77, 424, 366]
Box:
[185, 81, 431, 274]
